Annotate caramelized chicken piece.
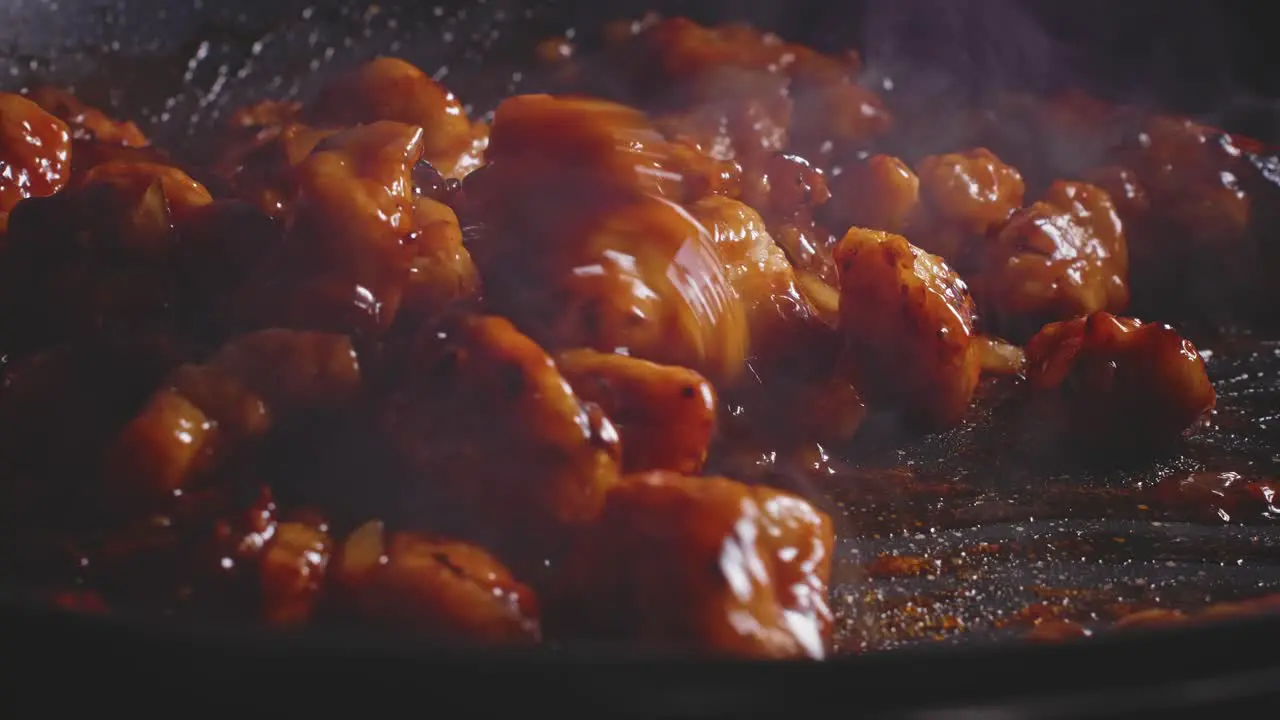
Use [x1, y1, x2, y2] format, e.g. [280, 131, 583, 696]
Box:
[975, 180, 1130, 335]
[1148, 472, 1278, 524]
[550, 471, 834, 659]
[1025, 312, 1215, 446]
[377, 315, 621, 569]
[473, 184, 749, 387]
[212, 102, 337, 218]
[88, 482, 281, 619]
[1105, 116, 1261, 317]
[557, 349, 716, 475]
[824, 154, 920, 237]
[0, 162, 213, 350]
[25, 87, 149, 147]
[82, 160, 213, 218]
[0, 93, 71, 226]
[260, 514, 332, 627]
[834, 228, 981, 430]
[738, 152, 840, 289]
[687, 195, 818, 352]
[23, 87, 164, 182]
[483, 94, 737, 204]
[403, 196, 481, 319]
[912, 148, 1026, 260]
[308, 57, 484, 178]
[330, 520, 540, 645]
[104, 329, 361, 505]
[231, 122, 425, 337]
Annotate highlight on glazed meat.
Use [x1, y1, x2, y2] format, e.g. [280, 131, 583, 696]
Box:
[2, 12, 1278, 657]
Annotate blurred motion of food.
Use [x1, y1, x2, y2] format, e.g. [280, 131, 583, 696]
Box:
[3, 4, 1280, 660]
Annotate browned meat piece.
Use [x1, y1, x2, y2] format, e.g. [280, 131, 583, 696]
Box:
[88, 483, 280, 619]
[1026, 619, 1092, 643]
[834, 227, 981, 431]
[23, 87, 166, 182]
[211, 100, 336, 218]
[0, 161, 214, 350]
[596, 16, 890, 163]
[82, 160, 213, 218]
[260, 513, 332, 627]
[104, 329, 361, 506]
[307, 57, 485, 179]
[687, 195, 819, 352]
[403, 196, 481, 319]
[824, 153, 920, 238]
[687, 195, 865, 446]
[482, 94, 739, 204]
[330, 520, 540, 645]
[1025, 312, 1215, 446]
[25, 86, 149, 147]
[377, 314, 621, 571]
[974, 180, 1130, 334]
[557, 348, 716, 475]
[737, 152, 841, 291]
[911, 148, 1026, 260]
[230, 121, 452, 337]
[1147, 472, 1277, 524]
[0, 92, 71, 228]
[470, 103, 750, 385]
[549, 471, 834, 659]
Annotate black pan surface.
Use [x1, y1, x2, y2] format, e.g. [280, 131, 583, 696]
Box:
[3, 0, 1280, 715]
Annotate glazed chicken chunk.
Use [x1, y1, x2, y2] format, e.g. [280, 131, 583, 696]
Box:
[557, 349, 717, 475]
[975, 180, 1130, 334]
[0, 93, 71, 230]
[307, 56, 487, 179]
[376, 314, 622, 571]
[1025, 311, 1215, 445]
[105, 329, 362, 505]
[911, 147, 1026, 260]
[330, 520, 541, 645]
[834, 227, 981, 430]
[471, 95, 750, 386]
[232, 121, 478, 336]
[551, 471, 834, 659]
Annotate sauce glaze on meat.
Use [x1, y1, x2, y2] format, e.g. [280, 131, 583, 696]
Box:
[1, 14, 1278, 657]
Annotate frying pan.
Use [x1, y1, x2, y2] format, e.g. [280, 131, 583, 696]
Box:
[3, 0, 1280, 716]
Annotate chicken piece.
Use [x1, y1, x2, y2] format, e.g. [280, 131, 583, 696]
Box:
[211, 100, 337, 218]
[1148, 472, 1278, 524]
[402, 196, 481, 319]
[474, 187, 749, 388]
[25, 86, 149, 147]
[104, 329, 361, 506]
[0, 162, 213, 350]
[824, 154, 920, 237]
[557, 349, 716, 475]
[975, 180, 1129, 335]
[330, 520, 540, 645]
[482, 94, 738, 205]
[687, 195, 819, 356]
[1024, 312, 1215, 446]
[834, 227, 981, 430]
[377, 314, 621, 569]
[82, 160, 213, 219]
[0, 93, 71, 221]
[550, 471, 834, 659]
[738, 152, 840, 289]
[307, 57, 480, 178]
[260, 514, 332, 627]
[230, 121, 424, 337]
[89, 483, 280, 619]
[23, 87, 165, 182]
[911, 148, 1026, 260]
